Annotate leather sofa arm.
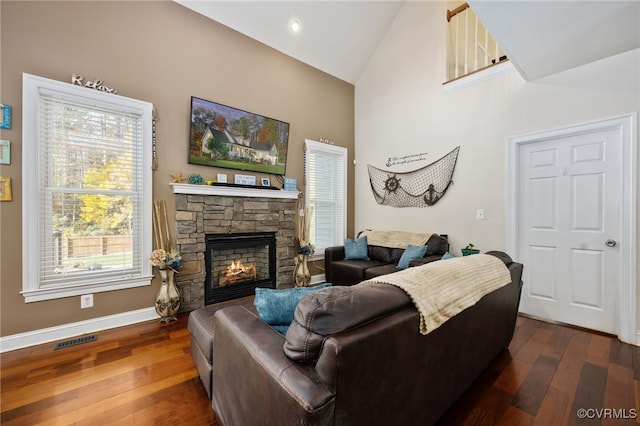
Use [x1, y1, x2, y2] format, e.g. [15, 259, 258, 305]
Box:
[324, 245, 345, 261]
[324, 245, 345, 283]
[212, 306, 336, 425]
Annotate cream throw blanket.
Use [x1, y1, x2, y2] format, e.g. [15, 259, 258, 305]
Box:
[359, 230, 432, 249]
[361, 254, 511, 335]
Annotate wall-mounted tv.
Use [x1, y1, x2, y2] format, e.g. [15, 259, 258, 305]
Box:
[189, 96, 290, 176]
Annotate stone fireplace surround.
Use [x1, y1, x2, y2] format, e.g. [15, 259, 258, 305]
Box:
[171, 183, 299, 312]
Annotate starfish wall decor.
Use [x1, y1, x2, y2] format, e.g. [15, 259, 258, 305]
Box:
[170, 172, 186, 183]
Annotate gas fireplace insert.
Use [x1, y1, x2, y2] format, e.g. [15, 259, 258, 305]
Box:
[204, 232, 276, 304]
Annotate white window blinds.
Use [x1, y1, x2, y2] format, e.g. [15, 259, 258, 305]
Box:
[304, 139, 347, 257]
[22, 74, 153, 302]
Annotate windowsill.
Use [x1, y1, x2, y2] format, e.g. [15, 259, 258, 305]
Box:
[443, 60, 515, 92]
[21, 275, 153, 303]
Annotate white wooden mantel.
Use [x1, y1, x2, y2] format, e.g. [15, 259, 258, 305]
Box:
[170, 183, 299, 199]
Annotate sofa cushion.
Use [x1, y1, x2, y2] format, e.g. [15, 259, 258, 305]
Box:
[330, 259, 387, 280]
[188, 296, 256, 362]
[367, 245, 426, 265]
[425, 234, 448, 255]
[284, 284, 411, 362]
[407, 254, 446, 268]
[363, 264, 398, 279]
[271, 324, 290, 335]
[344, 236, 369, 260]
[368, 245, 394, 263]
[254, 284, 331, 332]
[397, 245, 428, 269]
[389, 247, 405, 264]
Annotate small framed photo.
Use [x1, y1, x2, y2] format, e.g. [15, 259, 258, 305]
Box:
[234, 174, 256, 185]
[216, 173, 227, 183]
[284, 177, 297, 191]
[0, 105, 11, 129]
[0, 176, 12, 201]
[261, 178, 270, 187]
[0, 140, 9, 164]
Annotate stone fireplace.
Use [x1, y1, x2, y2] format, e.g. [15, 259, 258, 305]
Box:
[171, 183, 299, 312]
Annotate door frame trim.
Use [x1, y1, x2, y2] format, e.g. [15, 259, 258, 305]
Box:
[506, 113, 637, 345]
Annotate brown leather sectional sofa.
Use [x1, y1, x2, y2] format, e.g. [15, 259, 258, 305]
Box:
[324, 233, 449, 285]
[208, 251, 523, 425]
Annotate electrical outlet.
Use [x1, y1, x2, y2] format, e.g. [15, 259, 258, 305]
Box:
[476, 209, 485, 220]
[81, 294, 94, 309]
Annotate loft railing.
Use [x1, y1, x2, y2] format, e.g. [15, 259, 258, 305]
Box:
[445, 2, 507, 82]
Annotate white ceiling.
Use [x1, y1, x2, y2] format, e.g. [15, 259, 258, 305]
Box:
[175, 1, 640, 84]
[176, 1, 405, 84]
[469, 0, 640, 81]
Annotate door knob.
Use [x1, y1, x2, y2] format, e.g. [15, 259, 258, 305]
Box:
[606, 239, 617, 247]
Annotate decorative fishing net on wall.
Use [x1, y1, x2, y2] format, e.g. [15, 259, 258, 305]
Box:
[367, 146, 460, 208]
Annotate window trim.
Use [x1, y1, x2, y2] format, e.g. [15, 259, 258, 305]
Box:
[304, 139, 348, 261]
[21, 73, 154, 302]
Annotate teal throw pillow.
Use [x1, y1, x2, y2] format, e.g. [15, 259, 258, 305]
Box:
[254, 284, 331, 333]
[344, 236, 369, 260]
[442, 251, 455, 260]
[397, 245, 427, 269]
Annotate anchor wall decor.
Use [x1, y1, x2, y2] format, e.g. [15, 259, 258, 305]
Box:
[367, 146, 460, 208]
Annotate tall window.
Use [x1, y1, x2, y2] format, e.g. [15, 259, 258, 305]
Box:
[304, 139, 347, 259]
[22, 73, 153, 302]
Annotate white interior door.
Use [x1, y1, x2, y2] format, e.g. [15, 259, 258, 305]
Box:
[517, 127, 622, 334]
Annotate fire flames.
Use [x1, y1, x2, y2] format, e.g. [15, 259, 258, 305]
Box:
[219, 260, 257, 286]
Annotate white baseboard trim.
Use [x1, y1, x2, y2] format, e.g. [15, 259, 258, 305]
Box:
[310, 274, 326, 285]
[0, 307, 159, 353]
[1, 277, 333, 353]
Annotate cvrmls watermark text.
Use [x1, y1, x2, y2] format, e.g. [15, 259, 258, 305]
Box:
[576, 408, 637, 419]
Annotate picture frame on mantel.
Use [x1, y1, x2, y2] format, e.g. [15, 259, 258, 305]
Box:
[0, 104, 11, 129]
[0, 140, 10, 164]
[0, 176, 12, 201]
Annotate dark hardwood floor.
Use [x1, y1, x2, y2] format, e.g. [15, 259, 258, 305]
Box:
[1, 314, 638, 425]
[438, 316, 638, 425]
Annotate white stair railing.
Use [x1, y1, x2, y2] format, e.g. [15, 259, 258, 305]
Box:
[446, 2, 507, 82]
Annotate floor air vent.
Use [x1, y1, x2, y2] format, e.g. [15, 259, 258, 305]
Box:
[54, 334, 97, 350]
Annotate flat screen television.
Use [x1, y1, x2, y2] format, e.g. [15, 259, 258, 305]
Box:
[189, 96, 290, 176]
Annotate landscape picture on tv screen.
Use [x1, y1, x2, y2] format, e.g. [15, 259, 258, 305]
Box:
[189, 96, 290, 176]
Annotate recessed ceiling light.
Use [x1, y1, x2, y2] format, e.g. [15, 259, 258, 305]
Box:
[289, 19, 301, 33]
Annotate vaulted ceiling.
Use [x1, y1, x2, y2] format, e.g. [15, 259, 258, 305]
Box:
[469, 0, 640, 81]
[176, 0, 404, 84]
[175, 1, 640, 84]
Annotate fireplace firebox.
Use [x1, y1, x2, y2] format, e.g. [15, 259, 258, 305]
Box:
[205, 232, 276, 304]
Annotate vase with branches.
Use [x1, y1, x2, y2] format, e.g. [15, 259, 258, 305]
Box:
[293, 202, 314, 286]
